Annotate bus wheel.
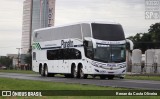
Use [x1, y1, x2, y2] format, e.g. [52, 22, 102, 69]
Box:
[79, 67, 84, 78]
[44, 65, 54, 77]
[39, 64, 42, 74]
[108, 75, 114, 80]
[79, 67, 88, 79]
[40, 66, 45, 76]
[100, 75, 106, 79]
[44, 65, 49, 77]
[71, 66, 77, 78]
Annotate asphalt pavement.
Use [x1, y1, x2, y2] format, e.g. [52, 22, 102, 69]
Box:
[0, 72, 160, 90]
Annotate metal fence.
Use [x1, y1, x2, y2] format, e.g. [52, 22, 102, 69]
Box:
[130, 63, 160, 74]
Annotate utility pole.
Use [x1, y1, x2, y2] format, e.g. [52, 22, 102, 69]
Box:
[16, 48, 22, 69]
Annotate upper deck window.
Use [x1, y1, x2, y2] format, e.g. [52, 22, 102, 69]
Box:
[91, 23, 125, 41]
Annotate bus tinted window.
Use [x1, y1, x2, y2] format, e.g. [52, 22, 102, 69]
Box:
[33, 52, 36, 60]
[84, 41, 94, 59]
[91, 23, 125, 41]
[47, 50, 58, 60]
[47, 48, 82, 60]
[69, 49, 82, 59]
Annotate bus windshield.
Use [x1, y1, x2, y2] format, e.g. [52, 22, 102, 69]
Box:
[94, 44, 126, 63]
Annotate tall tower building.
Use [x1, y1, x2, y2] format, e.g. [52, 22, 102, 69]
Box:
[21, 0, 56, 54]
[21, 0, 32, 54]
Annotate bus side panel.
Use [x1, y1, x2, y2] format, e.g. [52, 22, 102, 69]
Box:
[47, 60, 54, 73]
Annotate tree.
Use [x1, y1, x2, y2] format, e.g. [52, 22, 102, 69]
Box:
[127, 22, 160, 53]
[24, 54, 32, 69]
[140, 33, 152, 52]
[127, 33, 145, 52]
[0, 56, 12, 68]
[148, 22, 160, 48]
[149, 23, 160, 41]
[23, 47, 32, 70]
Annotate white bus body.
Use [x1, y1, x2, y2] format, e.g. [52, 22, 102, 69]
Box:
[32, 22, 127, 79]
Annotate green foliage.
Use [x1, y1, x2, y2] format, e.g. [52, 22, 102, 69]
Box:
[24, 54, 32, 66]
[0, 70, 37, 74]
[149, 23, 160, 39]
[0, 78, 159, 99]
[127, 22, 160, 53]
[126, 75, 160, 81]
[149, 23, 160, 47]
[0, 56, 12, 68]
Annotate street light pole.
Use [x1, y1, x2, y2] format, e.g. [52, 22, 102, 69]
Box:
[16, 48, 22, 69]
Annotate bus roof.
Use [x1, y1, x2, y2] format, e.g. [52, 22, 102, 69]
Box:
[34, 21, 120, 32]
[33, 21, 124, 42]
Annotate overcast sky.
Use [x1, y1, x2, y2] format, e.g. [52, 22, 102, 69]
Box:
[0, 0, 159, 56]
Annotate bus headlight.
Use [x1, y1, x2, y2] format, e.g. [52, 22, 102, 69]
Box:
[93, 64, 99, 67]
[91, 62, 99, 67]
[120, 66, 123, 68]
[120, 65, 126, 68]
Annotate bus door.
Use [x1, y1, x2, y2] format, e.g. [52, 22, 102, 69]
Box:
[47, 49, 58, 73]
[62, 49, 69, 73]
[54, 49, 62, 73]
[84, 40, 94, 73]
[62, 59, 69, 73]
[54, 49, 68, 73]
[32, 52, 39, 72]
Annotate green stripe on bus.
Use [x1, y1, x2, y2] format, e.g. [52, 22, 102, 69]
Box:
[32, 43, 41, 50]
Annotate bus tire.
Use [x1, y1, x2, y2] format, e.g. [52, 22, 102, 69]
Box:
[44, 65, 48, 77]
[100, 75, 106, 79]
[77, 66, 83, 78]
[40, 66, 45, 76]
[71, 66, 77, 78]
[39, 64, 42, 74]
[44, 65, 54, 77]
[79, 67, 88, 79]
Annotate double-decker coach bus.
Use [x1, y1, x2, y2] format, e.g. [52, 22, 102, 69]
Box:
[32, 21, 131, 79]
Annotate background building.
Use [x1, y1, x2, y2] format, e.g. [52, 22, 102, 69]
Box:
[21, 0, 32, 54]
[21, 0, 56, 54]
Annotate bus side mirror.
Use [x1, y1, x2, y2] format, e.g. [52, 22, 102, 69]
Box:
[126, 42, 130, 50]
[91, 38, 96, 49]
[83, 41, 88, 47]
[126, 39, 134, 50]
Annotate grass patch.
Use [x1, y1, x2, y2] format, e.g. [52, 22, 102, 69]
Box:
[125, 75, 160, 81]
[0, 78, 159, 99]
[0, 77, 159, 99]
[0, 70, 37, 74]
[0, 77, 123, 90]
